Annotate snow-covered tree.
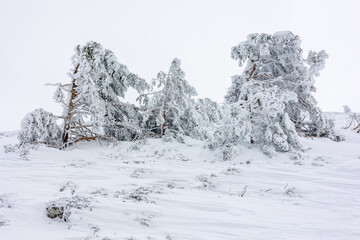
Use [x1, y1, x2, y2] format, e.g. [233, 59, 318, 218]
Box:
[57, 41, 148, 147]
[18, 108, 62, 147]
[139, 58, 197, 138]
[225, 31, 337, 153]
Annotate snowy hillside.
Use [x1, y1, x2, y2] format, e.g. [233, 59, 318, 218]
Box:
[0, 113, 359, 240]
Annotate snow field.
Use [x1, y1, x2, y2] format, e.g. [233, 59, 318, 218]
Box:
[0, 113, 359, 240]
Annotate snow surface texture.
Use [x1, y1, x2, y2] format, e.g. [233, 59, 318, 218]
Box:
[0, 113, 359, 240]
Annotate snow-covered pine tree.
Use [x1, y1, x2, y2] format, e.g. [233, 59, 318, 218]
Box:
[225, 31, 337, 153]
[18, 108, 62, 147]
[57, 41, 148, 147]
[139, 58, 197, 138]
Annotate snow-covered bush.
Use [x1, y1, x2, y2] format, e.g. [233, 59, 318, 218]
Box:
[192, 98, 223, 140]
[208, 103, 251, 150]
[138, 58, 198, 139]
[343, 105, 360, 133]
[18, 108, 61, 147]
[0, 194, 12, 209]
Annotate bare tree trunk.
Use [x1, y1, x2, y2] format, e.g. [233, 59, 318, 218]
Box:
[62, 64, 80, 146]
[246, 63, 257, 82]
[161, 71, 171, 135]
[246, 62, 257, 144]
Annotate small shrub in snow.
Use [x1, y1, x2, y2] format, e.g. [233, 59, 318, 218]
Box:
[12, 143, 40, 161]
[170, 153, 190, 162]
[163, 180, 185, 190]
[131, 168, 146, 178]
[0, 194, 12, 208]
[128, 138, 148, 152]
[284, 185, 296, 197]
[221, 167, 241, 175]
[64, 160, 94, 168]
[0, 218, 9, 227]
[312, 156, 328, 166]
[240, 185, 248, 197]
[90, 188, 108, 197]
[116, 186, 162, 204]
[3, 144, 16, 153]
[219, 143, 236, 161]
[135, 217, 151, 227]
[263, 184, 299, 198]
[135, 213, 156, 227]
[228, 185, 248, 197]
[196, 174, 217, 190]
[343, 105, 360, 133]
[46, 196, 91, 222]
[166, 182, 176, 189]
[59, 181, 77, 195]
[87, 224, 100, 238]
[166, 235, 174, 240]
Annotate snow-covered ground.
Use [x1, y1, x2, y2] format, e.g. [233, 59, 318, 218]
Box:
[0, 113, 359, 240]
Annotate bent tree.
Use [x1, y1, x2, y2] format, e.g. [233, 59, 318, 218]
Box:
[55, 41, 148, 147]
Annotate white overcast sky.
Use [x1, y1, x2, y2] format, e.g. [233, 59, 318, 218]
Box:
[1, 0, 359, 131]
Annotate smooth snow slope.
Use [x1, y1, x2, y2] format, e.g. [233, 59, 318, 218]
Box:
[0, 113, 359, 240]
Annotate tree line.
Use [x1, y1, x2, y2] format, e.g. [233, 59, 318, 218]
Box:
[18, 31, 340, 157]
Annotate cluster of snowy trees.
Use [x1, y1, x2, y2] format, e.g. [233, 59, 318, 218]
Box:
[19, 31, 339, 156]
